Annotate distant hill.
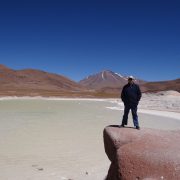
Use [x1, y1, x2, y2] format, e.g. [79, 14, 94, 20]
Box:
[141, 79, 180, 93]
[0, 64, 87, 97]
[79, 70, 145, 89]
[95, 79, 180, 96]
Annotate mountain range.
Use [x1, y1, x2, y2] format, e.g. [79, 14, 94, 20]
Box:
[0, 64, 179, 97]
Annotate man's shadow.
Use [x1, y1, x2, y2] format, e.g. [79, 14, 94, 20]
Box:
[107, 125, 135, 129]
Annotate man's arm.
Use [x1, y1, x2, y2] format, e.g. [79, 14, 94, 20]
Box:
[137, 85, 142, 102]
[121, 87, 125, 102]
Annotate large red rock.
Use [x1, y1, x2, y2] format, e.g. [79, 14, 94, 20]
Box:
[103, 126, 180, 180]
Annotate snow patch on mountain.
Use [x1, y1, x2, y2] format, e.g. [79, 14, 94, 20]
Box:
[102, 72, 105, 80]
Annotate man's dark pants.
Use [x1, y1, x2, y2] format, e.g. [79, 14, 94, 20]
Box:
[122, 103, 139, 127]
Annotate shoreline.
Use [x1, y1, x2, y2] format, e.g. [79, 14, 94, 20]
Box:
[106, 106, 180, 120]
[0, 96, 112, 101]
[0, 96, 179, 120]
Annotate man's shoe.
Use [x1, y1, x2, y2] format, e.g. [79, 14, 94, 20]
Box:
[136, 126, 140, 130]
[119, 124, 125, 128]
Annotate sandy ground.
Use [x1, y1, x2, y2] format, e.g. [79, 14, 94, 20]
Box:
[0, 90, 179, 180]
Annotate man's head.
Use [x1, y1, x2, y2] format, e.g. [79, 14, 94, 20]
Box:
[128, 76, 135, 84]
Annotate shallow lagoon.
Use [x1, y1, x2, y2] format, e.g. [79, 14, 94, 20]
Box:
[0, 99, 180, 180]
[0, 99, 115, 180]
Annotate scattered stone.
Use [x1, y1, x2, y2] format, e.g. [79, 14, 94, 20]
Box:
[37, 168, 44, 171]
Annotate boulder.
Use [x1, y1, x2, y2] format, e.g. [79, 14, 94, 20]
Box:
[103, 126, 180, 180]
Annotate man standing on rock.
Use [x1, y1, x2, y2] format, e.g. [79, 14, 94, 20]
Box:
[120, 76, 142, 130]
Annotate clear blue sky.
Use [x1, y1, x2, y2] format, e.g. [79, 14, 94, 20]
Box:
[0, 0, 179, 82]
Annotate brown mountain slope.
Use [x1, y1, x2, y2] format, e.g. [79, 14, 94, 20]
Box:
[141, 78, 180, 93]
[96, 79, 180, 97]
[79, 70, 145, 90]
[0, 64, 87, 97]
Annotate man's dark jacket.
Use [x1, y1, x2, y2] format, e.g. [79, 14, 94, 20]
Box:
[121, 83, 142, 106]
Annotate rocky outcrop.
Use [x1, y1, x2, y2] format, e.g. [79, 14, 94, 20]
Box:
[103, 126, 180, 180]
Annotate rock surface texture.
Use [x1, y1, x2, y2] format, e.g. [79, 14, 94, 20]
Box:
[103, 126, 180, 180]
